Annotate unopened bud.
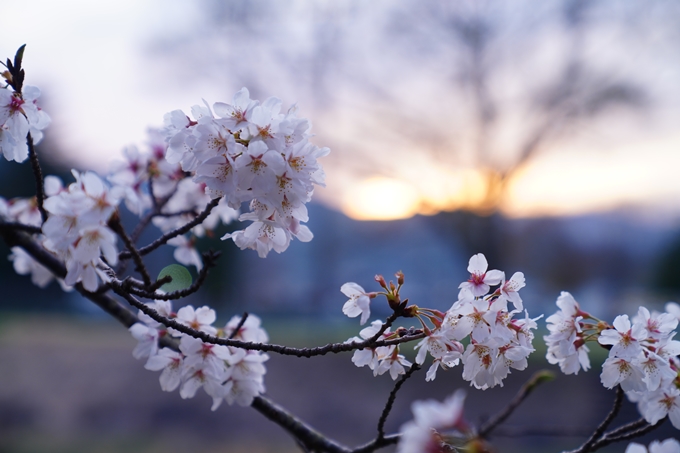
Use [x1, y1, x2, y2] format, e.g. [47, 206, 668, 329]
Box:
[374, 274, 387, 289]
[396, 270, 404, 285]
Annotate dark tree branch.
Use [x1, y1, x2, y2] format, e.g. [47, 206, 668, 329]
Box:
[148, 275, 172, 292]
[154, 209, 199, 218]
[0, 227, 139, 328]
[565, 385, 624, 453]
[598, 418, 648, 439]
[108, 280, 425, 357]
[120, 196, 221, 260]
[0, 221, 42, 234]
[350, 434, 401, 453]
[377, 364, 420, 439]
[252, 395, 351, 453]
[479, 370, 555, 438]
[589, 419, 662, 452]
[228, 312, 249, 339]
[26, 133, 47, 223]
[1, 226, 65, 278]
[124, 250, 220, 300]
[109, 214, 152, 286]
[129, 188, 175, 244]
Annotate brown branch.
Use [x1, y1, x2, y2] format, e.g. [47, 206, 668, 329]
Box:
[108, 280, 425, 357]
[154, 209, 199, 218]
[0, 221, 42, 234]
[26, 133, 47, 223]
[252, 395, 351, 453]
[350, 434, 401, 453]
[0, 227, 139, 328]
[0, 216, 379, 453]
[120, 196, 221, 260]
[109, 214, 152, 286]
[129, 189, 175, 244]
[597, 418, 648, 439]
[564, 386, 625, 453]
[479, 370, 555, 438]
[228, 312, 249, 339]
[589, 419, 662, 452]
[124, 251, 220, 300]
[377, 364, 420, 439]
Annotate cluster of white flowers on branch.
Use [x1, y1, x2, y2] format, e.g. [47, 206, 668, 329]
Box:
[2, 45, 680, 453]
[343, 254, 539, 389]
[163, 88, 329, 258]
[0, 45, 49, 163]
[546, 293, 680, 430]
[130, 305, 268, 409]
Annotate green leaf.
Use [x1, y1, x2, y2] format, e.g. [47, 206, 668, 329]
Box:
[157, 264, 192, 293]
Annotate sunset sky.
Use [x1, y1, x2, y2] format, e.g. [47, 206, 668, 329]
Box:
[3, 0, 680, 221]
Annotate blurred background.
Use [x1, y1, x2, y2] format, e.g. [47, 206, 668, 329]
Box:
[2, 0, 680, 451]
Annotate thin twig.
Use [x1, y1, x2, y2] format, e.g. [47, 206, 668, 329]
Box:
[564, 386, 625, 453]
[228, 312, 250, 339]
[377, 364, 421, 439]
[26, 133, 47, 223]
[598, 418, 648, 439]
[153, 209, 199, 218]
[129, 182, 177, 244]
[147, 275, 172, 292]
[479, 370, 555, 438]
[590, 419, 662, 451]
[120, 197, 221, 260]
[109, 214, 152, 286]
[148, 175, 158, 210]
[124, 251, 220, 300]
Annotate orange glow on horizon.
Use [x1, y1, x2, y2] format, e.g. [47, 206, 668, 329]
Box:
[333, 136, 680, 221]
[342, 177, 421, 221]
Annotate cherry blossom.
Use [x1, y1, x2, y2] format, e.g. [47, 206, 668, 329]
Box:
[598, 314, 647, 360]
[626, 439, 680, 453]
[341, 282, 373, 325]
[144, 348, 184, 392]
[397, 390, 470, 453]
[458, 253, 503, 298]
[0, 85, 50, 162]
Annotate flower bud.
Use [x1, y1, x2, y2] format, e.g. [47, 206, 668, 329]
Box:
[374, 274, 387, 289]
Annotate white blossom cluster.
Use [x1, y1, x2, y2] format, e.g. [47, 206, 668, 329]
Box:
[397, 390, 470, 453]
[0, 176, 64, 289]
[108, 128, 182, 216]
[626, 439, 680, 453]
[343, 254, 539, 388]
[545, 296, 680, 429]
[107, 129, 238, 271]
[130, 302, 269, 410]
[41, 171, 122, 291]
[162, 88, 329, 258]
[346, 320, 413, 380]
[1, 171, 121, 291]
[0, 85, 49, 162]
[544, 292, 592, 375]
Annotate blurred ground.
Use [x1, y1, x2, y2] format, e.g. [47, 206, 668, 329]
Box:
[0, 316, 676, 453]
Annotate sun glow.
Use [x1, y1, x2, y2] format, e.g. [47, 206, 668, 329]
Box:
[342, 177, 421, 221]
